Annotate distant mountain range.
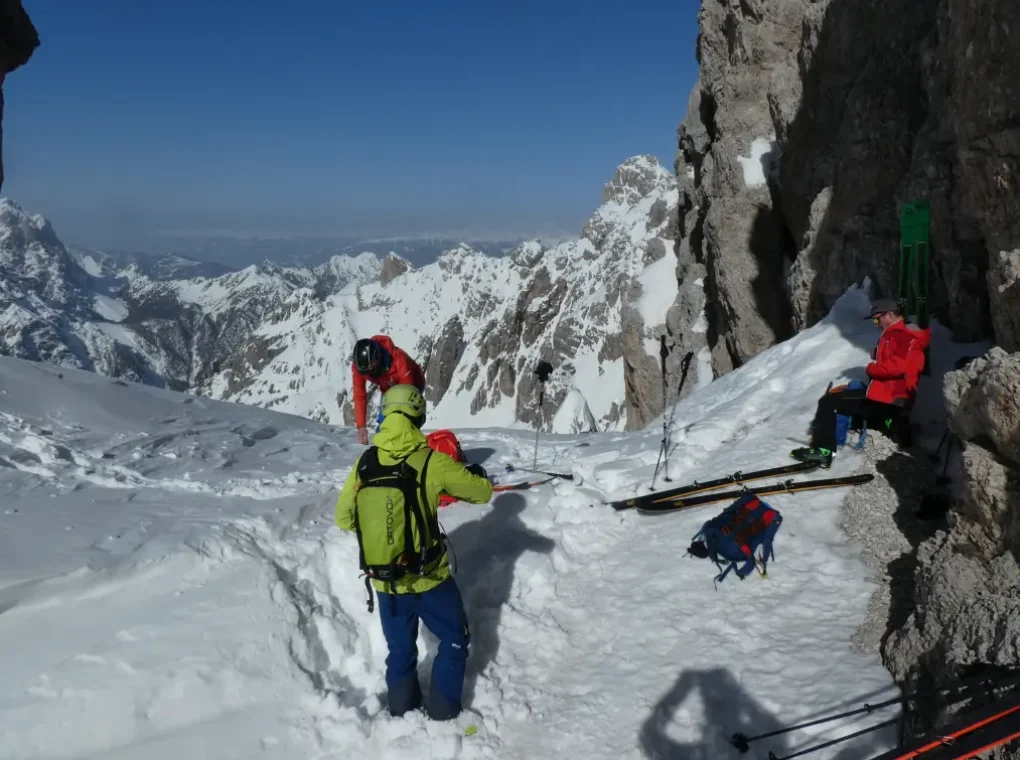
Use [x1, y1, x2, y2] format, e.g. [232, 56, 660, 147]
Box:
[92, 235, 529, 270]
[0, 155, 692, 433]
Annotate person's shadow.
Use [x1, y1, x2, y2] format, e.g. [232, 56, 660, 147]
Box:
[462, 447, 497, 465]
[641, 668, 898, 759]
[423, 492, 555, 707]
[641, 668, 789, 759]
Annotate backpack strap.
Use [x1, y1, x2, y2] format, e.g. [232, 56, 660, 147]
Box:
[415, 449, 450, 572]
[351, 447, 379, 580]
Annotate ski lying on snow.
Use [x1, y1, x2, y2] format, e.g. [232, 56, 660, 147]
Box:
[608, 461, 821, 511]
[634, 473, 875, 514]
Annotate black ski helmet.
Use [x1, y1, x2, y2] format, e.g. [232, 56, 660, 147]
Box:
[353, 338, 386, 375]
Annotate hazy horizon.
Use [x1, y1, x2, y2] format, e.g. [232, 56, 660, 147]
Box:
[4, 0, 700, 263]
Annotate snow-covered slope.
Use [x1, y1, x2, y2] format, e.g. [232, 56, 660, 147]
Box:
[0, 285, 913, 760]
[202, 155, 681, 432]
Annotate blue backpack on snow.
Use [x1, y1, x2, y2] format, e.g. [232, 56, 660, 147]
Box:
[687, 493, 782, 586]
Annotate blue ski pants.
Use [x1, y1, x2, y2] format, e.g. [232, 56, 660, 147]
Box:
[376, 578, 470, 720]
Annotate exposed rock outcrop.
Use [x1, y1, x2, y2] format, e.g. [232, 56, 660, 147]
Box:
[943, 348, 1020, 464]
[418, 315, 465, 403]
[988, 249, 1020, 354]
[379, 254, 411, 286]
[877, 350, 1020, 747]
[0, 0, 39, 192]
[673, 0, 1020, 377]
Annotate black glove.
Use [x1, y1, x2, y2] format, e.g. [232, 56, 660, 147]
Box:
[465, 463, 488, 480]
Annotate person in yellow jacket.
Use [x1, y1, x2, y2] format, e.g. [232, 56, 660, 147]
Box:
[334, 384, 493, 721]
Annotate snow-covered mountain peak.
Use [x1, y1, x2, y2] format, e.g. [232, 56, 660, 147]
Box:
[582, 155, 677, 261]
[204, 154, 683, 432]
[601, 154, 675, 206]
[0, 197, 86, 307]
[509, 240, 546, 268]
[436, 243, 488, 273]
[0, 197, 64, 258]
[313, 251, 383, 294]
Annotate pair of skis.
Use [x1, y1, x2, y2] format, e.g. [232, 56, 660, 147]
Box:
[606, 461, 873, 514]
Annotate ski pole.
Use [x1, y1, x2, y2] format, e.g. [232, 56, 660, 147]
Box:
[734, 669, 1020, 757]
[651, 335, 671, 488]
[731, 695, 904, 752]
[505, 463, 574, 481]
[533, 360, 553, 470]
[766, 717, 899, 760]
[650, 349, 695, 491]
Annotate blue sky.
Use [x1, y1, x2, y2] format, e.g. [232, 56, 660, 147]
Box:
[4, 0, 700, 255]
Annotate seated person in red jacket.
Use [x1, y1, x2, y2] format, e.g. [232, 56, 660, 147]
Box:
[791, 297, 929, 468]
[352, 336, 426, 445]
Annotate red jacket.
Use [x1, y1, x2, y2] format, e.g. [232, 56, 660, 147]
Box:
[351, 334, 426, 428]
[865, 320, 930, 406]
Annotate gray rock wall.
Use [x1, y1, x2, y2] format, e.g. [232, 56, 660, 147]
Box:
[674, 0, 1020, 375]
[674, 1, 1020, 750]
[878, 350, 1020, 751]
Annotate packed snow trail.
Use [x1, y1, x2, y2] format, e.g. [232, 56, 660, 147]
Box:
[0, 285, 976, 759]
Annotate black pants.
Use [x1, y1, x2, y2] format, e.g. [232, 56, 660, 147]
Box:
[810, 387, 903, 451]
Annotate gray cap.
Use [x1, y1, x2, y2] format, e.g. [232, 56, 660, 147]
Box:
[864, 297, 900, 319]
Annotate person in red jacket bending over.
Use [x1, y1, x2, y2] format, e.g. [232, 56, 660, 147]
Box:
[791, 297, 929, 468]
[351, 335, 426, 445]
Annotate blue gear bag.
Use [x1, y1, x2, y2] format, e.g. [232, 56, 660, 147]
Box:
[687, 493, 783, 585]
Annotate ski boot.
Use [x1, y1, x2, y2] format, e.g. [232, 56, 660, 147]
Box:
[790, 446, 833, 469]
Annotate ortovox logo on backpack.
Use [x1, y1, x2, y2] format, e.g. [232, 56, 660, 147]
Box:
[352, 446, 446, 610]
[687, 493, 782, 585]
[385, 496, 396, 545]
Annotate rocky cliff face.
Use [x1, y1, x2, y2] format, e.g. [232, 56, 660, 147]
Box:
[0, 0, 40, 192]
[670, 0, 1020, 748]
[671, 0, 1020, 377]
[882, 349, 1020, 750]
